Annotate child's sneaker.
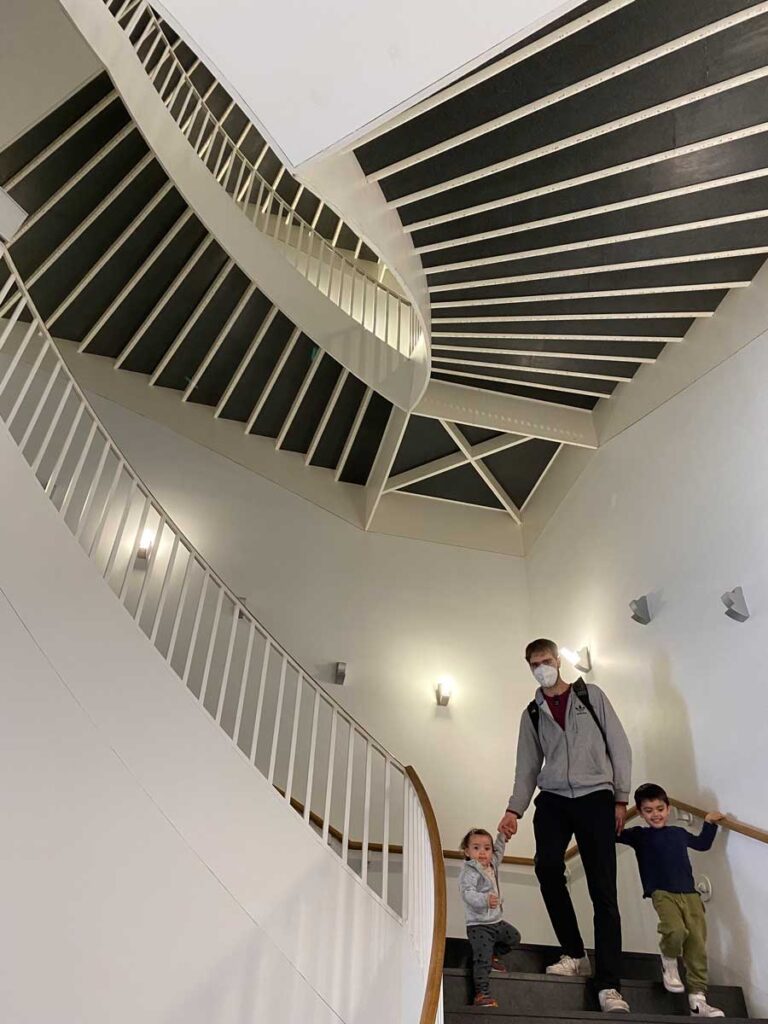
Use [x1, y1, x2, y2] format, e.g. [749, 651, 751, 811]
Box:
[599, 988, 630, 1013]
[474, 993, 499, 1007]
[546, 954, 592, 976]
[660, 955, 685, 993]
[491, 956, 508, 974]
[689, 993, 725, 1017]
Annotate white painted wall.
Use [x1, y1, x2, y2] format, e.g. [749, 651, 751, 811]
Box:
[153, 0, 583, 165]
[0, 423, 423, 1024]
[526, 329, 768, 1014]
[87, 391, 533, 875]
[0, 0, 100, 151]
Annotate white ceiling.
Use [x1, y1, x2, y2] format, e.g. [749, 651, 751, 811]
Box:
[154, 0, 581, 167]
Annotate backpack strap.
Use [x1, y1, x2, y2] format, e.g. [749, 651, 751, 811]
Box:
[527, 699, 540, 735]
[572, 678, 608, 751]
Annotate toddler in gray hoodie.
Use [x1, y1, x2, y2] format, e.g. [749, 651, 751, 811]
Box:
[458, 827, 522, 1007]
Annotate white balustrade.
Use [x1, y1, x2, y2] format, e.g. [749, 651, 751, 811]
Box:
[0, 246, 442, 1021]
[100, 0, 423, 359]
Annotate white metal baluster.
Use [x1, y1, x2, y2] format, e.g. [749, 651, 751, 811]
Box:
[214, 602, 240, 724]
[166, 548, 195, 663]
[361, 739, 372, 886]
[117, 493, 151, 600]
[74, 434, 111, 541]
[149, 530, 179, 642]
[402, 783, 411, 929]
[322, 709, 338, 845]
[303, 688, 320, 826]
[267, 655, 288, 785]
[102, 477, 136, 583]
[19, 353, 60, 455]
[177, 84, 197, 132]
[87, 457, 123, 557]
[59, 418, 98, 519]
[284, 671, 303, 804]
[341, 723, 355, 865]
[30, 380, 72, 474]
[182, 570, 210, 685]
[0, 318, 37, 394]
[198, 585, 225, 705]
[382, 759, 392, 907]
[135, 513, 167, 620]
[124, 1, 145, 38]
[231, 621, 255, 739]
[44, 403, 85, 499]
[249, 639, 272, 763]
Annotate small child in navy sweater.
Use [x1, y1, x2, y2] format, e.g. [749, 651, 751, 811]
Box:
[618, 783, 726, 1018]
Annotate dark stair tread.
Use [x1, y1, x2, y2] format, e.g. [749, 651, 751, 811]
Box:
[444, 1012, 766, 1023]
[443, 969, 745, 994]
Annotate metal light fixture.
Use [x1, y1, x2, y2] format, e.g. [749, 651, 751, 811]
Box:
[721, 586, 750, 622]
[333, 662, 347, 686]
[136, 527, 155, 560]
[629, 595, 652, 625]
[436, 675, 454, 707]
[561, 645, 592, 674]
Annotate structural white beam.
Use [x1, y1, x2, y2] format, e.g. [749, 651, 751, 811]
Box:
[352, 0, 635, 149]
[440, 420, 521, 522]
[415, 378, 598, 448]
[432, 343, 656, 363]
[384, 430, 528, 492]
[432, 330, 679, 342]
[425, 208, 768, 274]
[429, 247, 768, 290]
[364, 407, 409, 528]
[433, 367, 609, 399]
[435, 312, 710, 321]
[371, 3, 768, 180]
[430, 283, 750, 306]
[416, 166, 768, 253]
[433, 355, 632, 381]
[391, 63, 768, 207]
[407, 121, 768, 231]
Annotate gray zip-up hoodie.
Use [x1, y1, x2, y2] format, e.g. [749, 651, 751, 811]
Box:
[507, 682, 631, 817]
[458, 832, 508, 926]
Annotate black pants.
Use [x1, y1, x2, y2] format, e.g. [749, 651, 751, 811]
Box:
[533, 790, 622, 992]
[467, 920, 521, 995]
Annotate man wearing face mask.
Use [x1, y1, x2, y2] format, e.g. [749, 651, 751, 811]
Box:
[498, 639, 632, 1013]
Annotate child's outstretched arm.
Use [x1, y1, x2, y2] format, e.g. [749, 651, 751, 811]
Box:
[493, 831, 508, 865]
[616, 825, 640, 847]
[459, 872, 494, 911]
[687, 814, 722, 851]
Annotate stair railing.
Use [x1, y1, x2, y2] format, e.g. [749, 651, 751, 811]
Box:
[0, 245, 442, 1023]
[96, 0, 423, 360]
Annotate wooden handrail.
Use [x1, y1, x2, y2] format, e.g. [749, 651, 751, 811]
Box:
[441, 799, 768, 865]
[406, 766, 447, 1024]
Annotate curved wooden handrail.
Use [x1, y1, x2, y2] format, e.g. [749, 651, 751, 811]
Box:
[442, 798, 768, 865]
[406, 766, 446, 1024]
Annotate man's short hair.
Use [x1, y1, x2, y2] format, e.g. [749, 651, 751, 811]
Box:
[634, 782, 669, 808]
[525, 638, 559, 664]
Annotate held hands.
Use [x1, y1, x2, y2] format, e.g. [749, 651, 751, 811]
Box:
[488, 893, 500, 909]
[498, 811, 519, 839]
[615, 802, 628, 835]
[705, 811, 726, 823]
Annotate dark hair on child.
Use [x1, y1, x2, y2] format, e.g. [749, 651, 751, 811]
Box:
[524, 638, 559, 664]
[634, 782, 669, 808]
[460, 827, 494, 859]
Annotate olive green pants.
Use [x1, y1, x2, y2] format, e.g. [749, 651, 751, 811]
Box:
[652, 891, 708, 993]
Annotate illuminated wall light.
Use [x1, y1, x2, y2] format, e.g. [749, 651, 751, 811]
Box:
[137, 527, 156, 560]
[436, 675, 454, 707]
[721, 586, 750, 622]
[560, 645, 592, 674]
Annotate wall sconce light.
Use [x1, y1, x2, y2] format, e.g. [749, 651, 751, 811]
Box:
[561, 646, 592, 674]
[136, 527, 155, 560]
[334, 662, 347, 686]
[436, 675, 454, 707]
[721, 586, 750, 622]
[629, 595, 652, 625]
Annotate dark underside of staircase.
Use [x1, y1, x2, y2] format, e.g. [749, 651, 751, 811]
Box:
[443, 939, 761, 1023]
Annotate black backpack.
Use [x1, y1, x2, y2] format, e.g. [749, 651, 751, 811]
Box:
[527, 678, 608, 750]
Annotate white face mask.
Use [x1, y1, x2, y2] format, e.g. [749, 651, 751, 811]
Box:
[532, 663, 558, 689]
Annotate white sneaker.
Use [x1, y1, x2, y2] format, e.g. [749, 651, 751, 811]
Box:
[546, 954, 592, 976]
[599, 989, 630, 1013]
[689, 993, 725, 1017]
[661, 955, 685, 993]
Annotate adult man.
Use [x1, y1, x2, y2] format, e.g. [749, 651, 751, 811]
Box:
[498, 639, 632, 1013]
